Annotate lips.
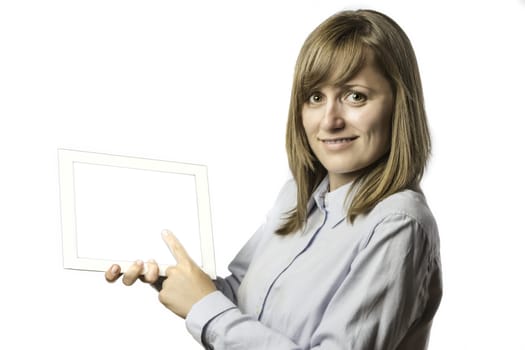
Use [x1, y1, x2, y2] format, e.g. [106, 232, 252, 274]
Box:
[319, 136, 359, 144]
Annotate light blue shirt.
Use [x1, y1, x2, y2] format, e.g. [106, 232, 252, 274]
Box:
[186, 177, 442, 349]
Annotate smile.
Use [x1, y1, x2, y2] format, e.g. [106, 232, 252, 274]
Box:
[319, 136, 359, 144]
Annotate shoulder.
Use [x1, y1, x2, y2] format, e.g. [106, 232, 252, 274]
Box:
[368, 189, 437, 235]
[352, 189, 440, 256]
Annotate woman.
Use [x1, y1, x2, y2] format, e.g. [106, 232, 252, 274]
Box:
[106, 9, 442, 349]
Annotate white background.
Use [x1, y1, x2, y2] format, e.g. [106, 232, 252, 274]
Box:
[1, 0, 524, 349]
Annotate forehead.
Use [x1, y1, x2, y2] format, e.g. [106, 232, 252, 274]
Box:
[300, 42, 376, 92]
[334, 58, 391, 91]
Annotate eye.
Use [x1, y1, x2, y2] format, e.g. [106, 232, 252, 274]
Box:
[346, 91, 367, 104]
[307, 92, 324, 104]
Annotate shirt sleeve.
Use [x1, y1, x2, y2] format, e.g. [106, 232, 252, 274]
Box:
[186, 213, 441, 349]
[208, 178, 298, 304]
[185, 179, 299, 346]
[186, 291, 306, 349]
[211, 219, 267, 304]
[309, 213, 442, 349]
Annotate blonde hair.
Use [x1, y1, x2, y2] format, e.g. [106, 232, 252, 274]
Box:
[277, 9, 431, 235]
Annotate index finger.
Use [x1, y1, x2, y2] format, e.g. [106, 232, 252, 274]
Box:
[161, 229, 192, 264]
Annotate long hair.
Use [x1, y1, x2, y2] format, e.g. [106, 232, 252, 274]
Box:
[277, 9, 431, 235]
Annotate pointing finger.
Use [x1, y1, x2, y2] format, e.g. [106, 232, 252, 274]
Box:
[162, 229, 192, 264]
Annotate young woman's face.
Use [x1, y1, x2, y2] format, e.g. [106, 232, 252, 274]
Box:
[302, 59, 394, 191]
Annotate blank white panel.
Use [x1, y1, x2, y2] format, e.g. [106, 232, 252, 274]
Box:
[73, 162, 201, 264]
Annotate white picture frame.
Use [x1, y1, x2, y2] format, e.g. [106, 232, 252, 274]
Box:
[58, 149, 216, 278]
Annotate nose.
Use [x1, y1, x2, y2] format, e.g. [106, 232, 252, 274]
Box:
[321, 99, 345, 131]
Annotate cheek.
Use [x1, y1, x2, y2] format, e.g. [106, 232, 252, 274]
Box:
[374, 115, 391, 138]
[358, 109, 392, 147]
[301, 110, 317, 136]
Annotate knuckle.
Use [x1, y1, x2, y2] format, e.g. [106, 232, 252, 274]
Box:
[166, 266, 178, 276]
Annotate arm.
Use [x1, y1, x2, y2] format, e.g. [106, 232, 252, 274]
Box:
[310, 214, 442, 349]
[186, 292, 305, 349]
[212, 220, 267, 304]
[186, 214, 441, 349]
[212, 179, 298, 304]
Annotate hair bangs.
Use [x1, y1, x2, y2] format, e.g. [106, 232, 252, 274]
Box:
[299, 33, 368, 101]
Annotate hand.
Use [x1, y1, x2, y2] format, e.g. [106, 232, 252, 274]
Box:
[158, 230, 217, 319]
[105, 259, 164, 291]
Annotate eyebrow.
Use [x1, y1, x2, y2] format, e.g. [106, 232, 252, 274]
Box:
[308, 82, 373, 96]
[340, 83, 371, 90]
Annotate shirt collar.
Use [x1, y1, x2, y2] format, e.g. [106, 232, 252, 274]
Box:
[309, 177, 329, 212]
[307, 176, 355, 227]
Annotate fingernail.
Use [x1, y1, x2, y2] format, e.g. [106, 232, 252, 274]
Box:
[111, 265, 119, 275]
[162, 230, 169, 237]
[147, 259, 156, 263]
[136, 259, 143, 266]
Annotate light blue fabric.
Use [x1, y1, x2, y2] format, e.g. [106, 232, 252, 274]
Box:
[186, 177, 442, 349]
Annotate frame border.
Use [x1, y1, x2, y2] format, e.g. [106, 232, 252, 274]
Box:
[58, 149, 216, 278]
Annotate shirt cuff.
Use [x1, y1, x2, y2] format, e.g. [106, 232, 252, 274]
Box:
[185, 290, 237, 345]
